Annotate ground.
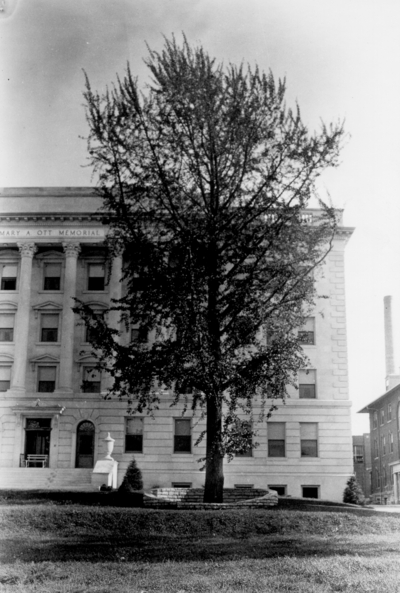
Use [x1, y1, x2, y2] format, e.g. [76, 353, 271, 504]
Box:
[0, 496, 399, 592]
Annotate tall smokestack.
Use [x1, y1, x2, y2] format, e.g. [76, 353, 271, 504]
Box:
[384, 295, 395, 377]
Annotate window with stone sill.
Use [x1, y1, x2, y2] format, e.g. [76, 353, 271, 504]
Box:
[302, 486, 319, 499]
[40, 314, 59, 342]
[174, 418, 191, 453]
[43, 263, 61, 291]
[87, 263, 106, 291]
[235, 421, 253, 458]
[82, 367, 101, 393]
[373, 412, 378, 429]
[298, 317, 315, 345]
[388, 403, 392, 422]
[0, 313, 14, 342]
[125, 417, 143, 453]
[300, 423, 318, 457]
[0, 264, 17, 291]
[381, 409, 385, 425]
[298, 369, 316, 399]
[0, 366, 11, 391]
[37, 366, 56, 393]
[267, 422, 285, 457]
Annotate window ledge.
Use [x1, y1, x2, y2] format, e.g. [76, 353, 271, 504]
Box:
[81, 290, 108, 295]
[35, 342, 61, 346]
[0, 290, 18, 294]
[37, 290, 63, 294]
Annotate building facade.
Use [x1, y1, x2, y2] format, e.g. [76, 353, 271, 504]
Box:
[0, 188, 354, 499]
[352, 434, 372, 499]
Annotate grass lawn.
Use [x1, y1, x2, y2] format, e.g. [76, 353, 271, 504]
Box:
[1, 500, 400, 592]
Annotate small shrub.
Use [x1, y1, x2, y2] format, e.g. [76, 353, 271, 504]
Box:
[118, 457, 143, 492]
[343, 475, 365, 505]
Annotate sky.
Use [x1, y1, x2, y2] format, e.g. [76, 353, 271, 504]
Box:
[1, 0, 400, 434]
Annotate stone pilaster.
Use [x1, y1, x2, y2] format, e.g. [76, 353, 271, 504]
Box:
[11, 243, 37, 393]
[57, 242, 81, 393]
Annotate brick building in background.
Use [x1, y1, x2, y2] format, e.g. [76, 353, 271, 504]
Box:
[352, 434, 372, 498]
[359, 296, 400, 503]
[0, 188, 354, 500]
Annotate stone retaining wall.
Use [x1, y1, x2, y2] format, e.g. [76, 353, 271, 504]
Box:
[143, 487, 278, 509]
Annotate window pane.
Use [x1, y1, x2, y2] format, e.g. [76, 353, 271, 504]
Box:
[0, 328, 13, 341]
[41, 315, 59, 328]
[82, 368, 101, 393]
[299, 370, 316, 383]
[268, 440, 285, 457]
[2, 265, 17, 278]
[38, 367, 56, 381]
[125, 434, 143, 452]
[0, 367, 11, 381]
[89, 264, 105, 277]
[126, 418, 143, 435]
[175, 419, 191, 435]
[0, 314, 15, 328]
[302, 486, 319, 499]
[299, 384, 316, 399]
[300, 423, 318, 439]
[45, 263, 61, 277]
[174, 419, 191, 452]
[0, 380, 10, 391]
[268, 423, 285, 439]
[301, 439, 318, 457]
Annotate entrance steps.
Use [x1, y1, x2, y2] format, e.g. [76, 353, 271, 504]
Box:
[0, 468, 94, 491]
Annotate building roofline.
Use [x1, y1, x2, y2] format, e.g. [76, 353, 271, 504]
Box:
[358, 383, 400, 413]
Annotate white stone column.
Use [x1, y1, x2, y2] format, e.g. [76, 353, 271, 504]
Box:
[11, 243, 37, 393]
[57, 242, 81, 393]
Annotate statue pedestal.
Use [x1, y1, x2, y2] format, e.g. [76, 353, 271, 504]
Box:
[92, 459, 118, 490]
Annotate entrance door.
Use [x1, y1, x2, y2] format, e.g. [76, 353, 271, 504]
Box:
[76, 421, 95, 468]
[25, 418, 51, 466]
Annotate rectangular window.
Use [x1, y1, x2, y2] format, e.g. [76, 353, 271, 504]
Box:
[82, 367, 101, 393]
[373, 412, 378, 429]
[268, 485, 286, 496]
[236, 421, 253, 457]
[0, 366, 11, 391]
[38, 366, 56, 392]
[125, 417, 143, 453]
[87, 263, 105, 291]
[381, 435, 386, 456]
[267, 422, 285, 457]
[374, 438, 378, 458]
[40, 314, 59, 342]
[174, 418, 191, 453]
[353, 445, 364, 463]
[388, 403, 392, 422]
[0, 264, 17, 290]
[299, 370, 316, 399]
[381, 409, 385, 425]
[302, 486, 319, 499]
[376, 469, 380, 488]
[390, 432, 394, 453]
[0, 313, 14, 342]
[300, 423, 318, 457]
[298, 318, 315, 345]
[43, 263, 61, 291]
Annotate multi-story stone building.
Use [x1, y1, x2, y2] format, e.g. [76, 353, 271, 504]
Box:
[0, 188, 354, 499]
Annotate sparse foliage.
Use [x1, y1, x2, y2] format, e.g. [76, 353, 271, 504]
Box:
[76, 35, 344, 502]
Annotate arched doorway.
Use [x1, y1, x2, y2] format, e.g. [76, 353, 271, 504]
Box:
[75, 421, 95, 468]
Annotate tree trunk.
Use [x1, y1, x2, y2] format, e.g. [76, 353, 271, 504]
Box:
[203, 396, 224, 503]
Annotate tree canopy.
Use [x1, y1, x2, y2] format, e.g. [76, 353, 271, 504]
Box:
[77, 35, 344, 502]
